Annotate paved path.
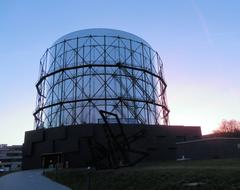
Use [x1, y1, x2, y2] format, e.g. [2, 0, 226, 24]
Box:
[0, 170, 70, 190]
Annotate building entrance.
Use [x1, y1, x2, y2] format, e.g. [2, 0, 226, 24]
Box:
[41, 152, 63, 168]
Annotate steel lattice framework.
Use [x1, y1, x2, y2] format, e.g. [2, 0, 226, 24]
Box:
[34, 31, 169, 129]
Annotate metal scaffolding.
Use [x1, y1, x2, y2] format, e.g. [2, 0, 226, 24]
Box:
[34, 34, 169, 129]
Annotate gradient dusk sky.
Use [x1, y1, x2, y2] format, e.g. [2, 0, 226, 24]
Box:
[0, 0, 239, 145]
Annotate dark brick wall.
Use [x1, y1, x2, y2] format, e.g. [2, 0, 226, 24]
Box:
[176, 138, 240, 160]
[22, 124, 201, 169]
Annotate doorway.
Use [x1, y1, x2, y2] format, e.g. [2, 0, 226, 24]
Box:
[41, 152, 63, 168]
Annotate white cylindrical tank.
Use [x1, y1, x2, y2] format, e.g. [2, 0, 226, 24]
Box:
[34, 28, 169, 128]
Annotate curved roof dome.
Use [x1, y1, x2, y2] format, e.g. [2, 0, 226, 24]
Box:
[53, 28, 151, 47]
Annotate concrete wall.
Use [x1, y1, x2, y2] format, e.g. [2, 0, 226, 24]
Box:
[22, 124, 201, 169]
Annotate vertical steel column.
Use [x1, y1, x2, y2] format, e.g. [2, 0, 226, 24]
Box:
[59, 40, 66, 126]
[117, 37, 124, 119]
[42, 49, 48, 127]
[82, 44, 85, 123]
[50, 44, 57, 127]
[129, 40, 137, 121]
[104, 36, 107, 112]
[89, 36, 92, 123]
[142, 43, 150, 124]
[74, 37, 79, 125]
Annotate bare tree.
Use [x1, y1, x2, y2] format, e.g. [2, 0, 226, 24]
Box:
[214, 119, 240, 135]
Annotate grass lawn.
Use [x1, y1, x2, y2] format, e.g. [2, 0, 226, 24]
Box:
[45, 159, 240, 190]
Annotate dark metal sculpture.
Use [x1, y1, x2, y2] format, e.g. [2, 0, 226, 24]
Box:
[89, 110, 148, 169]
